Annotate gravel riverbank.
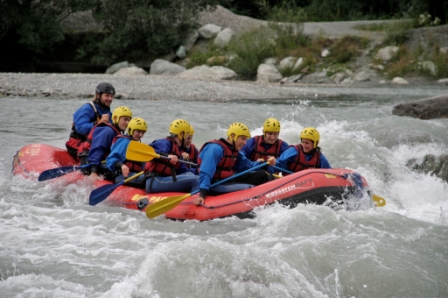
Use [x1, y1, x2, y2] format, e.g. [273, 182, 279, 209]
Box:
[0, 72, 340, 101]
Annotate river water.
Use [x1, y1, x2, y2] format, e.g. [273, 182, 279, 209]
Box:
[1, 85, 447, 297]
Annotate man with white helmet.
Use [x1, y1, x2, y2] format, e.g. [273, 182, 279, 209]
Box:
[242, 117, 289, 162]
[66, 82, 115, 160]
[106, 117, 148, 187]
[268, 127, 331, 175]
[193, 122, 276, 206]
[144, 119, 199, 193]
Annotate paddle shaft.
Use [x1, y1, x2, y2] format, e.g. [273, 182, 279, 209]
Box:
[38, 164, 91, 181]
[158, 155, 198, 167]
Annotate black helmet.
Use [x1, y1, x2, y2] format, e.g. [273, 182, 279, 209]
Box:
[95, 82, 115, 95]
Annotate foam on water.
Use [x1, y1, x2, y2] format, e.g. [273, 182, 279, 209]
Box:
[1, 94, 447, 297]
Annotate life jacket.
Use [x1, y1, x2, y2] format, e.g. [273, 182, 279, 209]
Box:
[69, 102, 101, 141]
[182, 143, 198, 164]
[250, 135, 284, 161]
[198, 138, 238, 180]
[287, 144, 321, 173]
[77, 122, 121, 157]
[116, 135, 144, 172]
[66, 102, 103, 159]
[145, 137, 181, 177]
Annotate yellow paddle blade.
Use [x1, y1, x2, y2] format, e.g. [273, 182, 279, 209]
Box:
[146, 193, 193, 218]
[126, 141, 160, 162]
[373, 194, 386, 207]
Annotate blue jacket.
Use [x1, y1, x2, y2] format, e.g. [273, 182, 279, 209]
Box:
[267, 147, 331, 173]
[73, 102, 111, 136]
[241, 136, 289, 160]
[88, 125, 119, 166]
[106, 137, 130, 171]
[106, 137, 145, 171]
[150, 138, 189, 175]
[199, 142, 262, 191]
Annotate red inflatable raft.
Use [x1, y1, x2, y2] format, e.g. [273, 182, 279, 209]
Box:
[13, 144, 375, 220]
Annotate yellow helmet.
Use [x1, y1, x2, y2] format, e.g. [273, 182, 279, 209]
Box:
[169, 119, 190, 140]
[112, 106, 133, 124]
[300, 127, 320, 148]
[128, 117, 148, 135]
[227, 122, 251, 141]
[189, 124, 195, 136]
[263, 117, 281, 133]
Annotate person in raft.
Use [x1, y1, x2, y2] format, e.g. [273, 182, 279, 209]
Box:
[193, 122, 276, 206]
[78, 106, 133, 179]
[144, 119, 199, 193]
[66, 82, 115, 160]
[181, 124, 199, 174]
[267, 127, 331, 175]
[106, 117, 148, 188]
[241, 117, 289, 162]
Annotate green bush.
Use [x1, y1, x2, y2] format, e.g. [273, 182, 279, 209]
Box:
[187, 42, 224, 68]
[382, 20, 415, 45]
[226, 27, 277, 79]
[327, 35, 369, 64]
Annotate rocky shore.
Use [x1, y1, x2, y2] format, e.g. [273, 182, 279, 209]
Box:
[0, 72, 342, 101]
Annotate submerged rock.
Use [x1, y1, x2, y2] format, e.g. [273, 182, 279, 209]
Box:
[392, 94, 448, 120]
[407, 154, 448, 183]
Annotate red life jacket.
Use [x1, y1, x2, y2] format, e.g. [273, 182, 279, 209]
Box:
[250, 135, 284, 161]
[145, 137, 181, 176]
[116, 135, 144, 172]
[66, 102, 101, 158]
[77, 122, 121, 157]
[198, 138, 238, 180]
[287, 144, 321, 173]
[182, 143, 198, 164]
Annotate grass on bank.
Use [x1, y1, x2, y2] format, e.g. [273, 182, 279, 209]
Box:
[186, 23, 370, 80]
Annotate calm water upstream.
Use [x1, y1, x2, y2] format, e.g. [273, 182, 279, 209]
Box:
[1, 84, 447, 297]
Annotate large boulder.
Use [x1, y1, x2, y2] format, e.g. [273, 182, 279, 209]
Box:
[150, 59, 186, 75]
[375, 46, 399, 62]
[407, 154, 448, 183]
[198, 24, 222, 39]
[113, 66, 147, 77]
[177, 65, 237, 80]
[183, 29, 199, 51]
[105, 61, 134, 74]
[392, 94, 448, 120]
[256, 64, 282, 83]
[214, 28, 235, 48]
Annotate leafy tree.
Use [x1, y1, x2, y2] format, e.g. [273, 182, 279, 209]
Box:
[86, 0, 219, 65]
[0, 0, 98, 58]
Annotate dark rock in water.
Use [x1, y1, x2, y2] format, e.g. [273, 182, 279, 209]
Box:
[392, 94, 448, 120]
[407, 154, 448, 183]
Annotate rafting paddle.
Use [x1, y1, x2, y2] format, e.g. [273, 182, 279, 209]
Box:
[126, 141, 197, 167]
[89, 171, 145, 206]
[145, 162, 270, 219]
[38, 164, 91, 181]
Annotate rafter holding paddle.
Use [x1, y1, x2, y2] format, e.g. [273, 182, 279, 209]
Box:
[126, 141, 197, 167]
